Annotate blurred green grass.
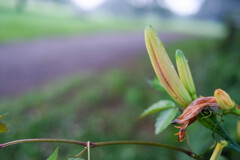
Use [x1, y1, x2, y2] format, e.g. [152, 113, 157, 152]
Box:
[0, 39, 231, 160]
[0, 0, 143, 42]
[0, 9, 141, 42]
[0, 0, 227, 42]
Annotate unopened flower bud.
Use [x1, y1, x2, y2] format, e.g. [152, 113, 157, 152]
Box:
[175, 50, 197, 100]
[237, 118, 240, 140]
[214, 89, 234, 110]
[145, 25, 192, 107]
[210, 140, 227, 160]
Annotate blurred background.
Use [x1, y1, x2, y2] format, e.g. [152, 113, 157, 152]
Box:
[0, 0, 240, 159]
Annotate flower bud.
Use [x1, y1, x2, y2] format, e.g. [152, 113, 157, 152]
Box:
[145, 25, 192, 107]
[214, 89, 234, 110]
[237, 118, 240, 140]
[175, 50, 197, 100]
[210, 140, 227, 160]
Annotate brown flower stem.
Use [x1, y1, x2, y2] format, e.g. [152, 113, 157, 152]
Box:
[0, 138, 87, 148]
[0, 138, 201, 159]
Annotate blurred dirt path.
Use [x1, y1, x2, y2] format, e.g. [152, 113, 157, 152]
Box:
[0, 32, 187, 97]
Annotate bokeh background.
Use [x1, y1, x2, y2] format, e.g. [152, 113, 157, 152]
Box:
[0, 0, 240, 159]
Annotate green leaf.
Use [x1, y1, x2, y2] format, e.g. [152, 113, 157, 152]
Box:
[47, 147, 58, 160]
[0, 123, 7, 134]
[155, 108, 178, 134]
[140, 100, 176, 118]
[147, 77, 166, 93]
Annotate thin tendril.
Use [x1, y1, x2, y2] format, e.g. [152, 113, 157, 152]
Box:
[75, 147, 88, 158]
[212, 112, 224, 140]
[195, 141, 217, 158]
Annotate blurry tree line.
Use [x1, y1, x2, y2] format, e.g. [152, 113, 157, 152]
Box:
[200, 12, 240, 102]
[15, 0, 68, 12]
[15, 0, 27, 12]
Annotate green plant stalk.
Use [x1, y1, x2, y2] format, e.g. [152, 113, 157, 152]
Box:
[88, 141, 91, 160]
[198, 115, 240, 153]
[215, 124, 240, 153]
[231, 108, 240, 116]
[224, 105, 240, 116]
[210, 141, 227, 160]
[0, 138, 201, 159]
[193, 91, 240, 154]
